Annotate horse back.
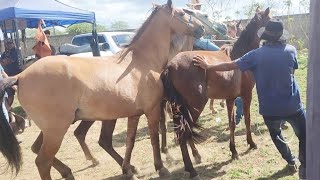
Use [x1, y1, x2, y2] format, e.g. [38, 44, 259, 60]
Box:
[168, 51, 242, 99]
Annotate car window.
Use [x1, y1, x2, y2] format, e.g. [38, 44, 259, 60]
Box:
[72, 35, 106, 46]
[112, 34, 133, 47]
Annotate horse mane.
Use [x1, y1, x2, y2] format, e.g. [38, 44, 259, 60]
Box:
[230, 16, 260, 60]
[221, 44, 233, 57]
[118, 6, 163, 62]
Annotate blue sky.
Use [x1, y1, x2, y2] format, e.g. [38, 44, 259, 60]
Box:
[59, 0, 310, 28]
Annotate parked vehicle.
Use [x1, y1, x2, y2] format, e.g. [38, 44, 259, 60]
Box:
[59, 31, 135, 57]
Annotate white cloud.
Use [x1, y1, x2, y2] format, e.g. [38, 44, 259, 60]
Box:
[59, 0, 309, 28]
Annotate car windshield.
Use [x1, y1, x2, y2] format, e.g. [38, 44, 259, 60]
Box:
[112, 34, 133, 47]
[72, 35, 106, 46]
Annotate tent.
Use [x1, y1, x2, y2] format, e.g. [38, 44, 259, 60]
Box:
[0, 0, 100, 62]
[0, 0, 95, 28]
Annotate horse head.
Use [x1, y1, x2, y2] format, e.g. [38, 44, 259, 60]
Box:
[153, 0, 205, 39]
[254, 7, 271, 29]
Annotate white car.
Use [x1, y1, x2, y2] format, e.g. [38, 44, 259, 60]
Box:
[59, 31, 135, 57]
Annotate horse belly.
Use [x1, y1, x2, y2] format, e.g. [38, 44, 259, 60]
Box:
[206, 70, 241, 99]
[78, 93, 143, 120]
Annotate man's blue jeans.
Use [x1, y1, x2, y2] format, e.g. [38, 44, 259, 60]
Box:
[263, 109, 306, 168]
[235, 97, 243, 123]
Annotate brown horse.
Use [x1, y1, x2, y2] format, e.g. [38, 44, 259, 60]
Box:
[161, 8, 271, 179]
[0, 1, 204, 179]
[209, 20, 243, 114]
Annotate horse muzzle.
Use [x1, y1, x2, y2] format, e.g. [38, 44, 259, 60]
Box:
[193, 25, 205, 39]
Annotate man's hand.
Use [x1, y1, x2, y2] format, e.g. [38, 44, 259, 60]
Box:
[193, 55, 210, 69]
[12, 85, 17, 91]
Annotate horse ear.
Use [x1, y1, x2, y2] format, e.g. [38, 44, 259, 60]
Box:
[167, 0, 172, 9]
[152, 3, 161, 8]
[256, 6, 261, 13]
[237, 20, 242, 26]
[264, 7, 270, 16]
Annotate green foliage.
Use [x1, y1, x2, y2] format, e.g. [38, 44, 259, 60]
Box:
[243, 1, 264, 18]
[110, 21, 129, 31]
[66, 23, 107, 35]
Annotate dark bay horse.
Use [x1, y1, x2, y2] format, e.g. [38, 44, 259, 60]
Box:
[0, 1, 204, 179]
[161, 8, 271, 179]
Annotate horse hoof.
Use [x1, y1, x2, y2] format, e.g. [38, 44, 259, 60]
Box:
[231, 154, 239, 160]
[131, 165, 141, 175]
[130, 175, 139, 180]
[65, 174, 75, 180]
[194, 155, 202, 164]
[165, 153, 176, 162]
[190, 175, 202, 180]
[220, 101, 225, 108]
[91, 158, 100, 166]
[158, 167, 171, 177]
[211, 110, 218, 115]
[249, 143, 258, 150]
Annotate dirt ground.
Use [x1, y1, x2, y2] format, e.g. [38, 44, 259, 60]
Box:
[0, 101, 300, 180]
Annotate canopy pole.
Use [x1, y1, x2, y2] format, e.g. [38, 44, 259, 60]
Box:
[91, 21, 100, 57]
[13, 19, 23, 65]
[307, 0, 320, 179]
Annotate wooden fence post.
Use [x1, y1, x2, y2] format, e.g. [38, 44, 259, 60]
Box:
[306, 0, 320, 179]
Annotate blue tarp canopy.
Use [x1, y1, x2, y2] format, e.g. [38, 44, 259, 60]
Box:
[0, 0, 95, 28]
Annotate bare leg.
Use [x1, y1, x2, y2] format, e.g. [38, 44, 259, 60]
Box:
[226, 99, 238, 159]
[242, 94, 257, 149]
[74, 121, 99, 166]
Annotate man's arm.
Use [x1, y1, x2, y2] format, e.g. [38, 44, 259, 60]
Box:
[193, 55, 239, 71]
[1, 69, 8, 78]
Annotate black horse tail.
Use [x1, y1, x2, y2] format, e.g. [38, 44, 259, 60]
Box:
[0, 77, 22, 175]
[161, 69, 202, 144]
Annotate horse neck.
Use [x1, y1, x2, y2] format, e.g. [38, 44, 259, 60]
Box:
[131, 16, 171, 73]
[230, 20, 260, 60]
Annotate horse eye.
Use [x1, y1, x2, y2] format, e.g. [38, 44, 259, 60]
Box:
[179, 12, 185, 16]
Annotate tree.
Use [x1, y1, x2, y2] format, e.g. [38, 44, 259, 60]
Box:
[66, 23, 107, 35]
[243, 1, 264, 18]
[110, 21, 129, 31]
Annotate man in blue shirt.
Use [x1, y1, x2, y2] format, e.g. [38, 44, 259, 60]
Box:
[193, 19, 306, 180]
[0, 39, 21, 106]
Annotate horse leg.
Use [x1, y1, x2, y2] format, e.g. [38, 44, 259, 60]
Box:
[160, 100, 176, 164]
[145, 105, 170, 178]
[99, 120, 139, 175]
[31, 132, 74, 179]
[209, 99, 217, 114]
[188, 140, 201, 164]
[121, 116, 140, 179]
[242, 94, 257, 149]
[35, 128, 70, 180]
[226, 98, 238, 159]
[220, 99, 225, 108]
[74, 121, 99, 166]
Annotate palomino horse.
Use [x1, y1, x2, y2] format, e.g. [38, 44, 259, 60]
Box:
[161, 8, 270, 179]
[71, 33, 196, 172]
[0, 1, 204, 179]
